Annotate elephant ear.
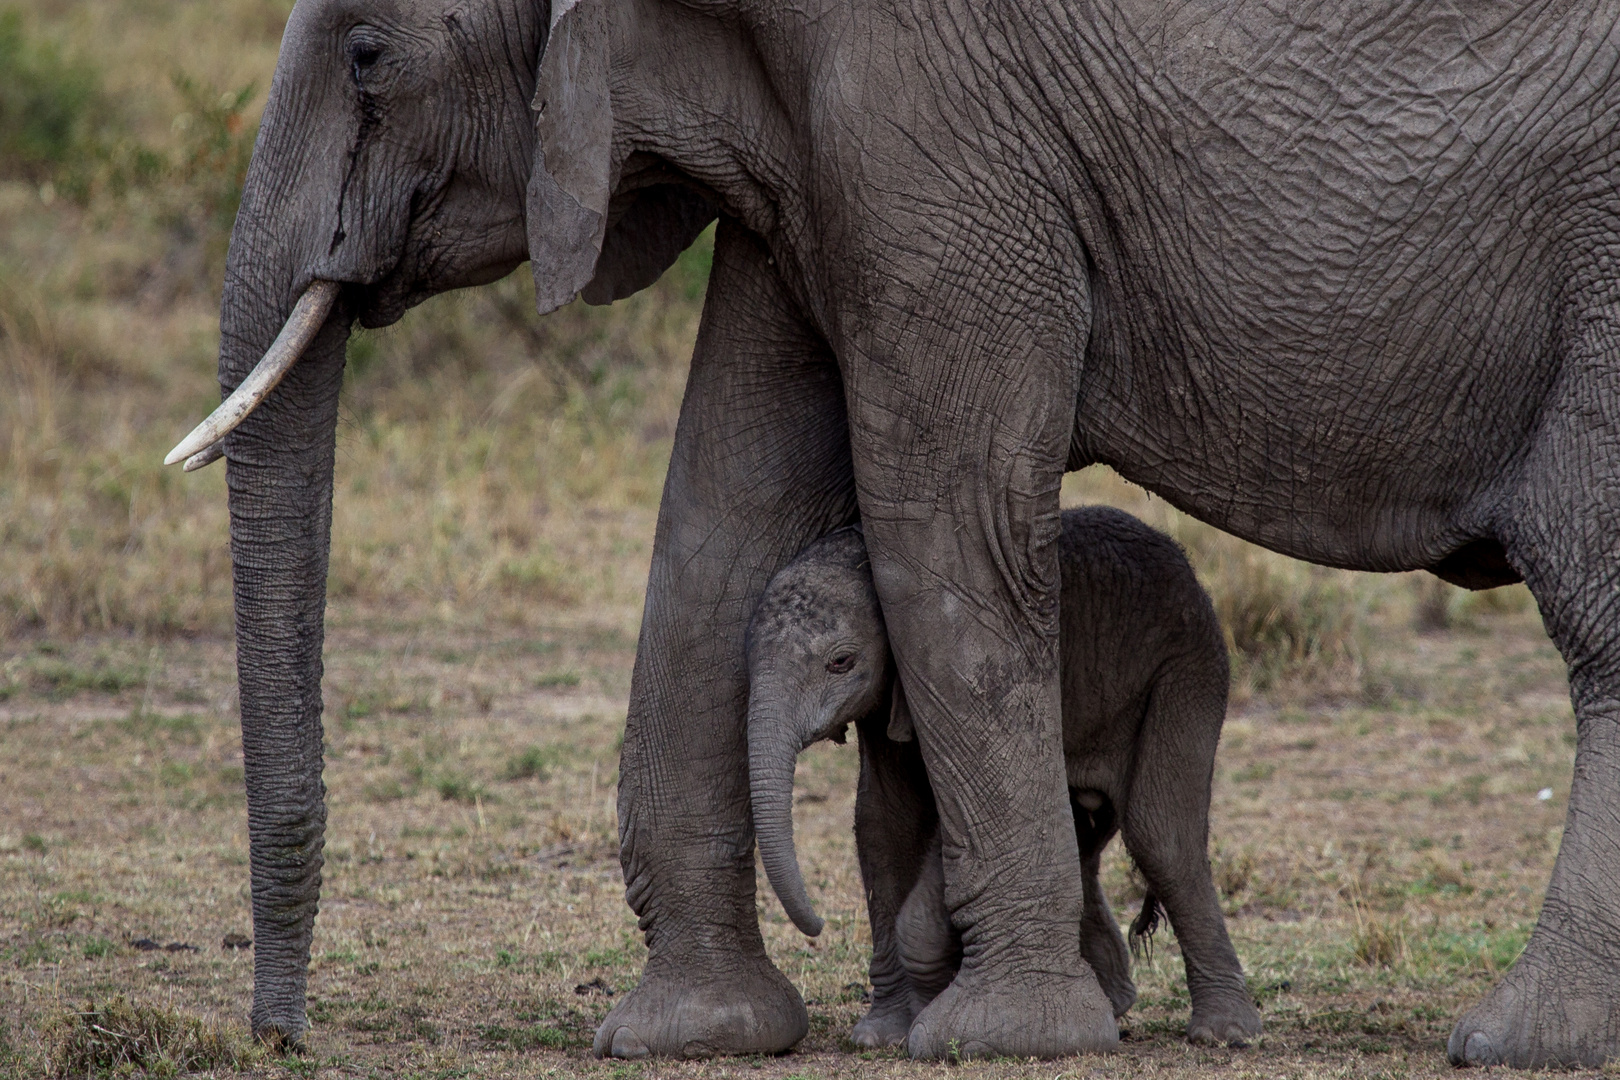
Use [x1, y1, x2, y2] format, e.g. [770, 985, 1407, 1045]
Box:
[886, 674, 915, 743]
[527, 0, 612, 314]
[580, 184, 718, 305]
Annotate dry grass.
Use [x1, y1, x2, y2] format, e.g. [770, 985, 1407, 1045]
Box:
[0, 2, 1588, 1078]
[43, 995, 262, 1077]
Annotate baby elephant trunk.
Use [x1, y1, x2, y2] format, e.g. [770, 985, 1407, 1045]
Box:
[747, 703, 825, 937]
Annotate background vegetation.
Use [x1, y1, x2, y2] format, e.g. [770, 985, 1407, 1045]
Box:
[0, 2, 1571, 1077]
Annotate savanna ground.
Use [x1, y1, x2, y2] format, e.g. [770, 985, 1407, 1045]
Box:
[0, 2, 1601, 1077]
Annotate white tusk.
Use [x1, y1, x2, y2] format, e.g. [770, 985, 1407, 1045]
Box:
[164, 279, 342, 467]
[182, 442, 225, 472]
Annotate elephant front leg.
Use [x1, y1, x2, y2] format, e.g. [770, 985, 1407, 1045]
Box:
[851, 711, 939, 1048]
[895, 835, 963, 1008]
[849, 319, 1116, 1060]
[1448, 333, 1620, 1068]
[592, 219, 858, 1059]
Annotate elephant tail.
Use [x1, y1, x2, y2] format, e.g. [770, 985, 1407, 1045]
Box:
[1128, 893, 1164, 960]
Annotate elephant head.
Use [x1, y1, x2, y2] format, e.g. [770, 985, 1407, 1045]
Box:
[162, 0, 719, 1044]
[167, 0, 724, 469]
[744, 527, 913, 938]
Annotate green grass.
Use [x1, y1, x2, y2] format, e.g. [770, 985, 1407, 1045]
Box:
[504, 744, 565, 781]
[0, 8, 103, 182]
[0, 604, 1573, 1078]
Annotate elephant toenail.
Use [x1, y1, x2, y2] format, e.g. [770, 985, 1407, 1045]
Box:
[1463, 1031, 1499, 1065]
[611, 1027, 650, 1059]
[961, 1040, 994, 1059]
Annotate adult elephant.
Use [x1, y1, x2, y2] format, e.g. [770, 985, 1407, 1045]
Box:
[169, 0, 1620, 1066]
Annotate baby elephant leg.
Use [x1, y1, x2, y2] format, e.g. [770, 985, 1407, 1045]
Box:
[851, 715, 937, 1048]
[1123, 674, 1261, 1045]
[1073, 789, 1136, 1018]
[895, 836, 961, 1012]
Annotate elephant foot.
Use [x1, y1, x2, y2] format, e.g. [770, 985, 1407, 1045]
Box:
[250, 1020, 307, 1055]
[1448, 932, 1620, 1068]
[906, 964, 1117, 1060]
[851, 998, 916, 1049]
[592, 952, 809, 1059]
[1187, 994, 1262, 1047]
[1081, 925, 1136, 1019]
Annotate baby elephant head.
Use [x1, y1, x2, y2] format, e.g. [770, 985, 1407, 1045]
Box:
[745, 527, 910, 937]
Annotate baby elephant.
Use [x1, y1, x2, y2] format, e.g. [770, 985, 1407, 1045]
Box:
[745, 506, 1261, 1049]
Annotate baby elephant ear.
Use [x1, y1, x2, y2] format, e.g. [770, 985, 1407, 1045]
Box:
[887, 675, 916, 743]
[527, 0, 612, 315]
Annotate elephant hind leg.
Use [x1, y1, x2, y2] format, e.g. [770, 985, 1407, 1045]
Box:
[1120, 665, 1259, 1046]
[1449, 326, 1620, 1069]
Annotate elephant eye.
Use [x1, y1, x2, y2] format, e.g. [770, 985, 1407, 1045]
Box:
[826, 654, 857, 674]
[347, 36, 384, 81]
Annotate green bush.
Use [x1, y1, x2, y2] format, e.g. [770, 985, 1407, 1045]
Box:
[0, 9, 100, 181]
[0, 9, 255, 229]
[504, 744, 564, 782]
[1190, 538, 1361, 691]
[167, 74, 257, 234]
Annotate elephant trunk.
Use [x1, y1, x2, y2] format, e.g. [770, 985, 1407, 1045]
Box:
[219, 168, 352, 1046]
[748, 699, 825, 937]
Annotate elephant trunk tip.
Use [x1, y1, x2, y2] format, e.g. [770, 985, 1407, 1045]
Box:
[794, 907, 825, 938]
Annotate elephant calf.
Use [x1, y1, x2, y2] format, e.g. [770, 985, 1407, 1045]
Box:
[745, 506, 1261, 1048]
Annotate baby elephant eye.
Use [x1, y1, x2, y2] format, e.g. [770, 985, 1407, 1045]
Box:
[825, 654, 857, 674]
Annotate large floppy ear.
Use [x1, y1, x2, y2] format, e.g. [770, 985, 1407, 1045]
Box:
[580, 184, 719, 305]
[527, 0, 613, 314]
[886, 673, 915, 743]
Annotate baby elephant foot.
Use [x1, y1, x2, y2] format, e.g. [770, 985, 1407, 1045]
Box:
[851, 1000, 915, 1048]
[1081, 924, 1136, 1019]
[907, 965, 1118, 1060]
[1187, 995, 1262, 1047]
[592, 953, 808, 1059]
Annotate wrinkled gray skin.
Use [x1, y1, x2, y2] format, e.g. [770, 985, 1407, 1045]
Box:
[216, 0, 1620, 1064]
[744, 512, 1261, 1049]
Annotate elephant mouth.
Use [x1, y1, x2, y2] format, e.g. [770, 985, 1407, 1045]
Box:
[349, 274, 418, 330]
[349, 219, 526, 332]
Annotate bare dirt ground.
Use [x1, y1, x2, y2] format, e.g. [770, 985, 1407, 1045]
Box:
[0, 517, 1590, 1079]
